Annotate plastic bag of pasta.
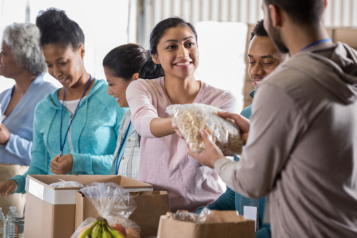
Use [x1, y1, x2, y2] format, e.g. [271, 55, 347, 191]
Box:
[166, 103, 243, 156]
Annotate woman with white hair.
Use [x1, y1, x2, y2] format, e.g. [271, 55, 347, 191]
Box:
[0, 23, 57, 164]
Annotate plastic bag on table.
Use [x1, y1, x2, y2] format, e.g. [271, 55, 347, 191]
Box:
[173, 208, 220, 224]
[71, 182, 141, 238]
[166, 103, 244, 156]
[49, 179, 84, 188]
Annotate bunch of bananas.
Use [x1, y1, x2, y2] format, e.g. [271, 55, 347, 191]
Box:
[79, 217, 125, 238]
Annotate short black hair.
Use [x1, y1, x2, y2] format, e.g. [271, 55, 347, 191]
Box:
[264, 0, 324, 25]
[103, 44, 150, 81]
[139, 17, 198, 79]
[36, 8, 84, 49]
[251, 20, 268, 40]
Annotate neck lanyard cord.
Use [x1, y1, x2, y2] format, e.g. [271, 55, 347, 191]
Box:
[59, 75, 92, 156]
[300, 38, 332, 52]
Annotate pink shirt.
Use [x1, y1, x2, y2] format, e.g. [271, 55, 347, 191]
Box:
[126, 77, 239, 211]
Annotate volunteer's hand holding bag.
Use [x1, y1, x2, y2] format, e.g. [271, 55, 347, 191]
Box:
[71, 182, 141, 238]
[167, 103, 244, 156]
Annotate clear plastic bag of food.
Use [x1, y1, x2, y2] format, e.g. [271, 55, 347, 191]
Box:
[173, 208, 220, 224]
[71, 182, 141, 238]
[49, 179, 84, 188]
[167, 103, 244, 156]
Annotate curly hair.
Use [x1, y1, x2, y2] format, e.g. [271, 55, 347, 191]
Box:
[251, 20, 268, 40]
[36, 8, 84, 49]
[2, 23, 47, 76]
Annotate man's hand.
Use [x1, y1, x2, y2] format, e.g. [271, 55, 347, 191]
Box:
[0, 123, 11, 146]
[50, 154, 73, 174]
[187, 129, 225, 168]
[0, 180, 18, 196]
[217, 111, 250, 143]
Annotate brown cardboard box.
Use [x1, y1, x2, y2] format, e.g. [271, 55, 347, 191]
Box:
[157, 211, 255, 238]
[333, 28, 357, 50]
[24, 175, 153, 238]
[75, 190, 170, 238]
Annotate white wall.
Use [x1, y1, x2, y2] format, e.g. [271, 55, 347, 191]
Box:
[0, 0, 135, 94]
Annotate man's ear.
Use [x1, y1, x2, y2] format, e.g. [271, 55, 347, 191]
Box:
[78, 44, 85, 58]
[151, 54, 160, 65]
[268, 4, 282, 28]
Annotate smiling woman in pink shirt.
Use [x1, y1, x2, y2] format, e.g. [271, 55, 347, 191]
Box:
[126, 17, 239, 211]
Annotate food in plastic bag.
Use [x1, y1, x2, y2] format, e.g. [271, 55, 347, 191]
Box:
[71, 182, 141, 238]
[173, 208, 220, 224]
[49, 179, 84, 188]
[167, 103, 244, 156]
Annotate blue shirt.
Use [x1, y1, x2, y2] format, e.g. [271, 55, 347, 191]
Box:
[0, 75, 57, 166]
[115, 121, 134, 173]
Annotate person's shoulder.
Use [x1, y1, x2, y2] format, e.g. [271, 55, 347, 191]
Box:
[240, 105, 252, 119]
[0, 88, 12, 101]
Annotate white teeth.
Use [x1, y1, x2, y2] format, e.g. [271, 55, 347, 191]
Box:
[176, 62, 190, 66]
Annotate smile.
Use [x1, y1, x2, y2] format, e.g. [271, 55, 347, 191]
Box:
[175, 62, 191, 66]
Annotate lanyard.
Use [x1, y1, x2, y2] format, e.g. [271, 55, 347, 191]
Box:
[1, 86, 15, 123]
[300, 38, 332, 52]
[116, 121, 131, 174]
[59, 75, 92, 156]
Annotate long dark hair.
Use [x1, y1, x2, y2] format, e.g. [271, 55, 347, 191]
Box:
[36, 8, 84, 49]
[139, 17, 198, 79]
[103, 44, 150, 81]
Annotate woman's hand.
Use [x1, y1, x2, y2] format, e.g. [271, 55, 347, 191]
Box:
[0, 124, 11, 146]
[0, 180, 18, 196]
[217, 111, 250, 143]
[50, 154, 74, 174]
[187, 129, 225, 168]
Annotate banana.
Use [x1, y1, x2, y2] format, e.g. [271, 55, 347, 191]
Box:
[101, 225, 111, 238]
[107, 226, 125, 238]
[79, 220, 99, 238]
[92, 221, 103, 238]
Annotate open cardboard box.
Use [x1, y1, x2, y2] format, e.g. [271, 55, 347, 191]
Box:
[24, 175, 153, 238]
[75, 190, 170, 238]
[157, 211, 255, 238]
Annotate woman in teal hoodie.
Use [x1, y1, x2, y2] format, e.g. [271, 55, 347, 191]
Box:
[0, 8, 127, 195]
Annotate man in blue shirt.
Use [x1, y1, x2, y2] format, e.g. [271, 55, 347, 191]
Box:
[197, 20, 286, 238]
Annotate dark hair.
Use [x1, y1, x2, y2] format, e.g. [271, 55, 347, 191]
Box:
[139, 17, 198, 79]
[103, 44, 150, 81]
[250, 20, 268, 40]
[264, 0, 324, 25]
[36, 8, 85, 49]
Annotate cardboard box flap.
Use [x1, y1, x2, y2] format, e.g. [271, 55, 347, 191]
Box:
[27, 175, 152, 190]
[26, 175, 153, 205]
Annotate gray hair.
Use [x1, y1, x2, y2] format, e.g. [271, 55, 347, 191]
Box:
[2, 23, 47, 76]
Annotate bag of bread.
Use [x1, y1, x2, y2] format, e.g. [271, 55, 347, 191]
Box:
[166, 103, 243, 156]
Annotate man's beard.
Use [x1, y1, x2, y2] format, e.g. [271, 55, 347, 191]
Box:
[267, 12, 290, 54]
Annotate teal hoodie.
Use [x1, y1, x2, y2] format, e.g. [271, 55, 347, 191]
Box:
[11, 78, 128, 193]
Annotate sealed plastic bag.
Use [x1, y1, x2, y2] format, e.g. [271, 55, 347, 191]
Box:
[173, 208, 220, 224]
[167, 104, 244, 156]
[49, 179, 84, 188]
[71, 182, 141, 238]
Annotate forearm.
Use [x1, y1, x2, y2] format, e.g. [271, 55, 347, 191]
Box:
[4, 134, 32, 164]
[150, 118, 175, 138]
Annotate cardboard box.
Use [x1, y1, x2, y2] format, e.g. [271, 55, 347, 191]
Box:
[333, 28, 357, 50]
[24, 175, 153, 238]
[157, 211, 255, 238]
[75, 191, 170, 238]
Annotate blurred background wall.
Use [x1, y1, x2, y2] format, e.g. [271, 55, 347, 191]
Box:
[1, 0, 356, 111]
